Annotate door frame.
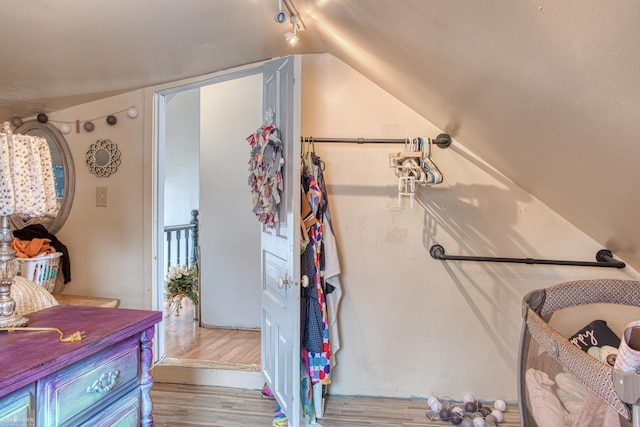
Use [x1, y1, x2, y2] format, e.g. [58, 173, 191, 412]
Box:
[144, 60, 270, 362]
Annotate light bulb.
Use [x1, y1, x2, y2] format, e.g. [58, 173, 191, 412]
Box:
[285, 14, 299, 47]
[284, 31, 299, 47]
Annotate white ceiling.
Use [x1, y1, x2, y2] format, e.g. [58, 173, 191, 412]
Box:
[1, 0, 639, 271]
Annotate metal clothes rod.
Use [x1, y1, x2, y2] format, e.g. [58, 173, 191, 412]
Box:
[302, 133, 452, 148]
[429, 244, 626, 268]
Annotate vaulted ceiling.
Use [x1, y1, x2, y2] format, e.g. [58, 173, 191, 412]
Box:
[1, 1, 639, 271]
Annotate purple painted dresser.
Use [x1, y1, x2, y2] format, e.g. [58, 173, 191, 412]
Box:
[0, 305, 162, 426]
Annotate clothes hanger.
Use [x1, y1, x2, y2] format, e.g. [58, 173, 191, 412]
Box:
[309, 137, 325, 172]
[420, 137, 443, 185]
[301, 137, 312, 174]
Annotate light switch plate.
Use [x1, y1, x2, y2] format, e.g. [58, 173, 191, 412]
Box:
[96, 187, 108, 207]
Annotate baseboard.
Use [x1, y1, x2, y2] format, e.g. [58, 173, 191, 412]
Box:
[153, 357, 264, 390]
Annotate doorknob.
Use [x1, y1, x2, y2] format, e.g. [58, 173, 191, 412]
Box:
[300, 275, 309, 288]
[277, 277, 289, 288]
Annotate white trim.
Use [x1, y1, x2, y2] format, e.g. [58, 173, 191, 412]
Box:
[142, 59, 276, 363]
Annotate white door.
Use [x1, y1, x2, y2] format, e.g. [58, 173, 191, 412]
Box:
[261, 56, 302, 426]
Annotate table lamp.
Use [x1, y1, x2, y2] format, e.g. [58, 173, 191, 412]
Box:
[0, 121, 59, 327]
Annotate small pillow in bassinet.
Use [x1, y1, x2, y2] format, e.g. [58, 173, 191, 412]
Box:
[10, 275, 59, 315]
[569, 320, 621, 353]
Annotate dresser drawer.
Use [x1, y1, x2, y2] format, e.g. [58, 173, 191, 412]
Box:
[80, 388, 140, 427]
[37, 335, 140, 426]
[0, 384, 35, 427]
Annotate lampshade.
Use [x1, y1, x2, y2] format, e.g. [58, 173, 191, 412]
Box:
[0, 121, 58, 327]
[0, 122, 58, 218]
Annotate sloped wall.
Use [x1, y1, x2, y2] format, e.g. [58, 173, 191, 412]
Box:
[300, 53, 640, 400]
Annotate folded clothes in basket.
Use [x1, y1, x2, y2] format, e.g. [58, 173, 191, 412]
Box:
[11, 237, 55, 258]
[13, 224, 71, 284]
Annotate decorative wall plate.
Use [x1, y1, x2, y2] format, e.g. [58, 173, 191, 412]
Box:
[86, 139, 121, 177]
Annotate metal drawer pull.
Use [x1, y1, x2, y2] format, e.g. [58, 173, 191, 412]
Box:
[86, 370, 120, 394]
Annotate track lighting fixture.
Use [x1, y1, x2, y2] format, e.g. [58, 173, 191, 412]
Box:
[274, 0, 305, 46]
[284, 15, 299, 47]
[274, 0, 287, 23]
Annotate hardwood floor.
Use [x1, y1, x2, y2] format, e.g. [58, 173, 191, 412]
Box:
[151, 383, 522, 426]
[163, 299, 260, 365]
[155, 301, 522, 426]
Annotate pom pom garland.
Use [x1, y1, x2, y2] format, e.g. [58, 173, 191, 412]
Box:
[83, 121, 95, 132]
[10, 106, 139, 134]
[59, 123, 71, 134]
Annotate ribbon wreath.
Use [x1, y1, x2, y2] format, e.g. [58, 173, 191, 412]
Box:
[245, 122, 285, 227]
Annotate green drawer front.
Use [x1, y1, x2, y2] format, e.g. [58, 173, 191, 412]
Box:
[79, 388, 140, 427]
[0, 384, 35, 427]
[37, 336, 139, 426]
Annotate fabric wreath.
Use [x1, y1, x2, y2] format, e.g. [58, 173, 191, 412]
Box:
[245, 123, 285, 227]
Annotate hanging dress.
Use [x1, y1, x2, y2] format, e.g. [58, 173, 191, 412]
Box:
[302, 175, 331, 385]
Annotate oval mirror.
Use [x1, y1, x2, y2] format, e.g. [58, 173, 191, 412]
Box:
[12, 120, 75, 234]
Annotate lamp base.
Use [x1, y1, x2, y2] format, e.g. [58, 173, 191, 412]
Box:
[0, 215, 28, 327]
[0, 311, 28, 327]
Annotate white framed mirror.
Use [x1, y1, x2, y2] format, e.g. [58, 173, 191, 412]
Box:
[12, 120, 75, 233]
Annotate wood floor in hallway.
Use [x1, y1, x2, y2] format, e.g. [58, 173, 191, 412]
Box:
[163, 299, 260, 365]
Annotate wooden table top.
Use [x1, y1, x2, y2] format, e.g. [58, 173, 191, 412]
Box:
[0, 305, 161, 397]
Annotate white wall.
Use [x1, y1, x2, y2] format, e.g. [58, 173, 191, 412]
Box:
[199, 74, 262, 329]
[300, 54, 640, 401]
[164, 90, 200, 227]
[46, 53, 640, 403]
[46, 90, 147, 307]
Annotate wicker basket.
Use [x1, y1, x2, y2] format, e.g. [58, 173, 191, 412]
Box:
[16, 252, 62, 293]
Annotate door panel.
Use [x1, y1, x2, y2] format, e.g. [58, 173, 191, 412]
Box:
[260, 55, 301, 426]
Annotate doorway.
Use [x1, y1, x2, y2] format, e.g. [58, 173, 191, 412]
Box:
[158, 71, 263, 379]
[151, 56, 302, 424]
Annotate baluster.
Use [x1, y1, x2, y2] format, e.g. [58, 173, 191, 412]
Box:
[176, 231, 182, 266]
[166, 230, 173, 270]
[185, 229, 191, 267]
[191, 209, 199, 268]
